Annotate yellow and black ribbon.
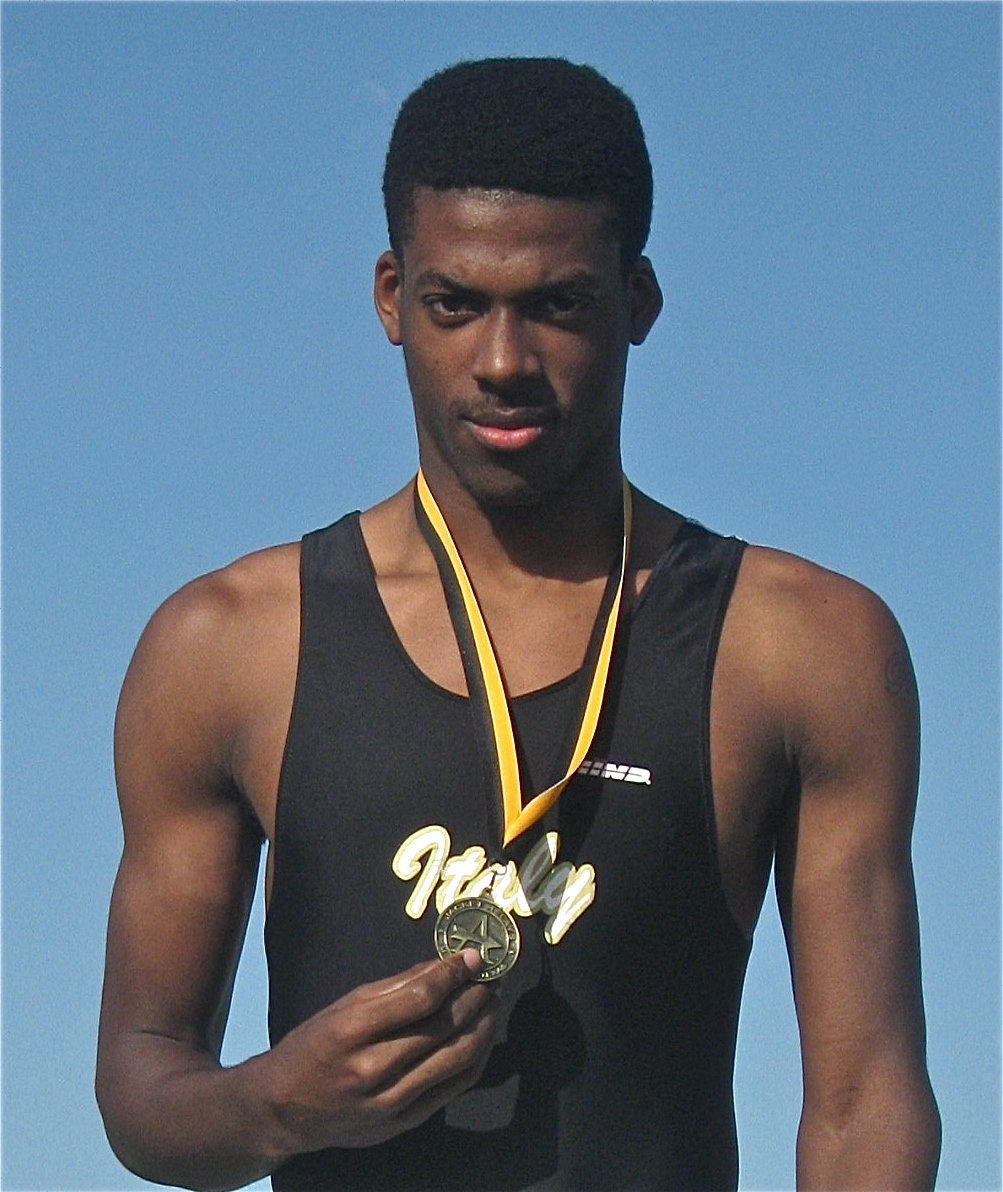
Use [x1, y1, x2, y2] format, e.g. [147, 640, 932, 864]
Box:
[414, 470, 631, 847]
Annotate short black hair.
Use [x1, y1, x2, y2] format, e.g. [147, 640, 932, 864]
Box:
[382, 58, 653, 266]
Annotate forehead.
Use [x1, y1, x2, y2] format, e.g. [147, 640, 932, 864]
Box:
[402, 188, 621, 282]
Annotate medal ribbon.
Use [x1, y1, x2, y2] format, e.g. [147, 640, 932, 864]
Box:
[415, 470, 631, 847]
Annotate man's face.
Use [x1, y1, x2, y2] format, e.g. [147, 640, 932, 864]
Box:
[374, 187, 662, 509]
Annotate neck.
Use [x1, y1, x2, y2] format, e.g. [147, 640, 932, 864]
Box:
[416, 463, 625, 584]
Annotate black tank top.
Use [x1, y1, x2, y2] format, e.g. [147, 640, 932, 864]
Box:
[266, 513, 750, 1191]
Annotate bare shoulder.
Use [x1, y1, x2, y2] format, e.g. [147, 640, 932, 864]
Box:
[728, 544, 917, 792]
[736, 542, 897, 622]
[116, 543, 302, 811]
[128, 542, 300, 675]
[731, 544, 912, 678]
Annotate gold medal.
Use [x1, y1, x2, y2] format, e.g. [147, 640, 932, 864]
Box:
[435, 896, 520, 982]
[415, 470, 631, 847]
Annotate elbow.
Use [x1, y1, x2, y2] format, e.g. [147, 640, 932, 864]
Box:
[883, 1088, 942, 1191]
[95, 1072, 167, 1188]
[912, 1092, 942, 1187]
[883, 1073, 942, 1180]
[799, 1076, 941, 1191]
[95, 1048, 275, 1192]
[95, 1065, 132, 1170]
[95, 1068, 202, 1192]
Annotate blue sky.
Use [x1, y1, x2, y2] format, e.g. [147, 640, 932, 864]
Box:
[3, 4, 999, 1189]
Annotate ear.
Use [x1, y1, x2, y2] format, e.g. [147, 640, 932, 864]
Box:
[373, 250, 403, 346]
[627, 257, 663, 345]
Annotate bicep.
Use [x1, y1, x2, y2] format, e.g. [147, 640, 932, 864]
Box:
[99, 589, 264, 1087]
[775, 587, 928, 1107]
[101, 798, 262, 1059]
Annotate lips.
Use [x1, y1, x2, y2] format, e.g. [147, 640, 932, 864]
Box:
[463, 409, 554, 452]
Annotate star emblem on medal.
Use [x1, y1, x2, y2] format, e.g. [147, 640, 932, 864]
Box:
[434, 897, 521, 982]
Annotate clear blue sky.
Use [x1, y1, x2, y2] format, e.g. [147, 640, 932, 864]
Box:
[3, 4, 999, 1189]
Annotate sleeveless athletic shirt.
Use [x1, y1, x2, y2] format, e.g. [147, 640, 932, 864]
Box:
[266, 513, 751, 1192]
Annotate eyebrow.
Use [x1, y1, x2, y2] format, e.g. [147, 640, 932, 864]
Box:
[413, 269, 602, 297]
[413, 271, 478, 293]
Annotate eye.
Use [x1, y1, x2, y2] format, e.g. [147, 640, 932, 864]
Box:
[529, 291, 592, 322]
[424, 292, 480, 322]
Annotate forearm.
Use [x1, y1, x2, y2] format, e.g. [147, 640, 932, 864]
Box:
[97, 1036, 291, 1192]
[97, 953, 496, 1189]
[796, 1078, 941, 1192]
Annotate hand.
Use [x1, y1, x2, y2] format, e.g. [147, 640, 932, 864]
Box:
[263, 950, 498, 1156]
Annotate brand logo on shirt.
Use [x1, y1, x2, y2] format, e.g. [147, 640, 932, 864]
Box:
[392, 825, 595, 945]
[576, 758, 652, 785]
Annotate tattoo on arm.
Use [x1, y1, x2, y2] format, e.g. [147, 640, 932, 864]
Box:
[884, 650, 912, 697]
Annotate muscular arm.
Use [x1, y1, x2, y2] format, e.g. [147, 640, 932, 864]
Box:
[767, 559, 940, 1189]
[96, 563, 497, 1191]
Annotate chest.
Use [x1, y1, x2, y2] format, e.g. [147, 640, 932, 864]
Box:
[267, 632, 738, 1016]
[374, 567, 615, 697]
[236, 519, 785, 939]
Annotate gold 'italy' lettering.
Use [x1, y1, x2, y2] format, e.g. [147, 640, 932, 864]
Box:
[391, 825, 596, 945]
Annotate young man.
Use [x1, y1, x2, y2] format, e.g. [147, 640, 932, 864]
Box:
[97, 59, 940, 1191]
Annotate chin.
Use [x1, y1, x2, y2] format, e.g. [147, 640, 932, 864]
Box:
[423, 427, 615, 512]
[467, 473, 551, 511]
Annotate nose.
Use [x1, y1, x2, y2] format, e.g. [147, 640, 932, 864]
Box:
[472, 309, 542, 391]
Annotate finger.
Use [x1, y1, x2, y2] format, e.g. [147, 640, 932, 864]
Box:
[337, 977, 496, 1098]
[338, 1026, 496, 1150]
[363, 978, 497, 1090]
[351, 950, 484, 1038]
[371, 995, 499, 1126]
[365, 949, 481, 998]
